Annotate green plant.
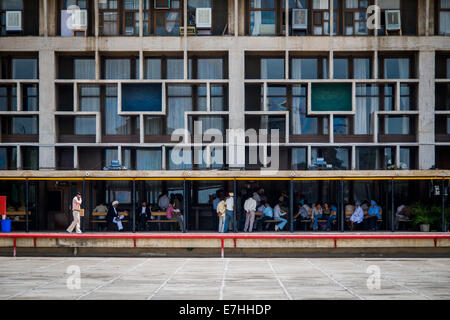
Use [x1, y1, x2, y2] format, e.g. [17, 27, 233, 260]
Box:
[410, 203, 440, 227]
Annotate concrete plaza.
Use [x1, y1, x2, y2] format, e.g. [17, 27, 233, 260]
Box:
[0, 257, 449, 300]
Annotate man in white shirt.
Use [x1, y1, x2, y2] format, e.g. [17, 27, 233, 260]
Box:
[243, 195, 257, 232]
[273, 202, 288, 231]
[67, 192, 82, 234]
[158, 193, 170, 211]
[224, 193, 234, 233]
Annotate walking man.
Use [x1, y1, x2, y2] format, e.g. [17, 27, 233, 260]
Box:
[67, 192, 82, 234]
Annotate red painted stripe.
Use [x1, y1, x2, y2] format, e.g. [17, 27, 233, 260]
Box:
[0, 233, 449, 241]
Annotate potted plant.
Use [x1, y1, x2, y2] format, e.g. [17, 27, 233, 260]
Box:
[410, 203, 438, 232]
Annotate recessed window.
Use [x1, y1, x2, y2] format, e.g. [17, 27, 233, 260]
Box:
[11, 116, 38, 134]
[103, 57, 139, 79]
[311, 147, 350, 170]
[261, 58, 285, 79]
[334, 55, 371, 79]
[75, 116, 96, 135]
[22, 84, 38, 111]
[311, 83, 352, 112]
[291, 147, 307, 170]
[79, 84, 100, 111]
[343, 0, 369, 36]
[122, 83, 162, 112]
[0, 147, 17, 170]
[291, 56, 328, 79]
[0, 85, 17, 111]
[379, 55, 414, 79]
[438, 0, 450, 35]
[12, 58, 37, 79]
[248, 0, 276, 36]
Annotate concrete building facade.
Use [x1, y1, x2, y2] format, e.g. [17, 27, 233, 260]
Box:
[0, 0, 449, 232]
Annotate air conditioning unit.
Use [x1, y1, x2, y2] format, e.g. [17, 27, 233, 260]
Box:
[385, 10, 401, 31]
[196, 8, 212, 29]
[6, 11, 22, 31]
[292, 9, 308, 30]
[72, 9, 88, 30]
[154, 0, 170, 9]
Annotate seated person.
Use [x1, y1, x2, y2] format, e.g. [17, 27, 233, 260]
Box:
[350, 201, 364, 231]
[326, 204, 338, 231]
[365, 200, 381, 231]
[93, 203, 108, 213]
[258, 202, 274, 230]
[395, 205, 410, 230]
[167, 200, 184, 232]
[294, 204, 311, 230]
[107, 201, 124, 231]
[345, 203, 355, 220]
[273, 201, 288, 231]
[312, 203, 324, 231]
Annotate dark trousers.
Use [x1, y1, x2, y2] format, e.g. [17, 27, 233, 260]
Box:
[258, 216, 272, 231]
[365, 216, 378, 230]
[138, 214, 148, 231]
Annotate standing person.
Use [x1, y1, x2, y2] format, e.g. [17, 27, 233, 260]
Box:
[136, 201, 150, 231]
[243, 195, 257, 232]
[224, 192, 234, 233]
[216, 197, 226, 233]
[273, 201, 288, 231]
[158, 192, 170, 211]
[67, 192, 83, 234]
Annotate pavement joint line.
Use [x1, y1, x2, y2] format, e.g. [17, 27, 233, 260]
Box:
[75, 258, 150, 300]
[146, 258, 191, 300]
[386, 259, 450, 284]
[219, 258, 230, 300]
[349, 259, 433, 300]
[6, 258, 113, 300]
[306, 259, 364, 300]
[266, 259, 293, 300]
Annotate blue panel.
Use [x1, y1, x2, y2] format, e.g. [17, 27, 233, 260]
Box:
[122, 83, 162, 112]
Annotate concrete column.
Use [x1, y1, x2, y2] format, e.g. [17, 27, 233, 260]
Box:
[43, 0, 48, 37]
[418, 50, 435, 170]
[228, 48, 245, 168]
[17, 145, 22, 170]
[351, 145, 356, 170]
[74, 146, 79, 169]
[330, 0, 334, 36]
[39, 50, 56, 170]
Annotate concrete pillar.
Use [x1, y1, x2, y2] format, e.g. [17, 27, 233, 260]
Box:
[39, 50, 56, 170]
[228, 47, 245, 168]
[17, 145, 22, 170]
[418, 50, 435, 170]
[74, 146, 79, 169]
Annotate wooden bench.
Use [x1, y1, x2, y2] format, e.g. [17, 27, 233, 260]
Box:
[91, 211, 129, 231]
[6, 210, 32, 223]
[255, 211, 283, 231]
[147, 211, 179, 231]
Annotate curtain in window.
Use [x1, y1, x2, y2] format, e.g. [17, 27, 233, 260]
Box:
[378, 0, 400, 9]
[356, 148, 378, 170]
[167, 85, 192, 134]
[354, 58, 370, 79]
[345, 0, 358, 8]
[197, 59, 223, 79]
[447, 116, 450, 134]
[105, 89, 131, 135]
[385, 116, 409, 134]
[136, 149, 162, 170]
[211, 85, 225, 111]
[75, 117, 96, 135]
[313, 0, 329, 9]
[102, 12, 119, 36]
[1, 0, 23, 10]
[355, 85, 379, 134]
[384, 58, 410, 79]
[12, 59, 37, 79]
[144, 117, 163, 135]
[292, 59, 318, 79]
[261, 59, 284, 79]
[145, 59, 162, 79]
[12, 117, 37, 134]
[292, 96, 317, 134]
[168, 148, 192, 170]
[23, 148, 38, 170]
[79, 85, 100, 111]
[104, 149, 118, 167]
[166, 59, 184, 79]
[105, 59, 130, 79]
[292, 148, 307, 170]
[399, 148, 410, 169]
[440, 11, 450, 35]
[74, 59, 95, 79]
[195, 116, 225, 134]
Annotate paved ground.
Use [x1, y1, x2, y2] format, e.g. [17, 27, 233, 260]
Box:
[0, 257, 449, 300]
